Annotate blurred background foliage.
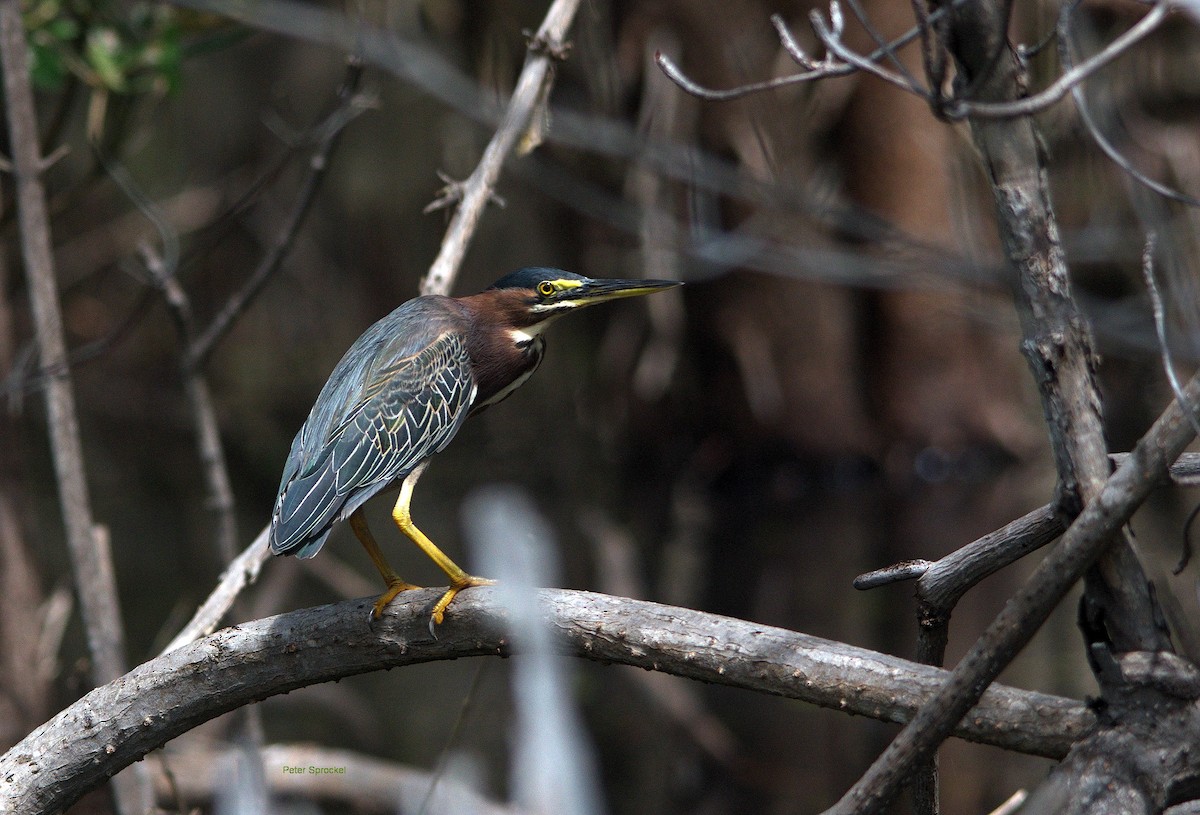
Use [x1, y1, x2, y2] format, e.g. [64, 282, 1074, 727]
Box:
[2, 0, 1200, 812]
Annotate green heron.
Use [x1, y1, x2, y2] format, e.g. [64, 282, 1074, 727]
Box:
[269, 268, 679, 625]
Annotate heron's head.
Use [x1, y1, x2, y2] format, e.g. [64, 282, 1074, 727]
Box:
[472, 267, 680, 341]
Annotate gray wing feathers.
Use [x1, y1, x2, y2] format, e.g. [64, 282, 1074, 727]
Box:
[269, 331, 476, 556]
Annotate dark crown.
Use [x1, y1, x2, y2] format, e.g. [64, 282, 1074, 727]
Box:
[487, 267, 584, 291]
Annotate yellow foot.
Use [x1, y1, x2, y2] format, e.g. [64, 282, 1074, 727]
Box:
[430, 576, 497, 626]
[370, 578, 424, 619]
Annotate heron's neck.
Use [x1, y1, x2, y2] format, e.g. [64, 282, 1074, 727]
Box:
[460, 300, 549, 412]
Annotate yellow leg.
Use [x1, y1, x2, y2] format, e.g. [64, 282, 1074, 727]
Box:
[392, 464, 494, 626]
[348, 509, 422, 618]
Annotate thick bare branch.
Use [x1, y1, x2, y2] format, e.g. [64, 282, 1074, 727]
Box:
[2, 589, 1096, 814]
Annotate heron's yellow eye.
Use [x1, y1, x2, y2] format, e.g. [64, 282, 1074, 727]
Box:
[537, 281, 555, 297]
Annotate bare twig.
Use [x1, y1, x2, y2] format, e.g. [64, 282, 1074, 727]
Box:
[857, 456, 1200, 622]
[853, 559, 936, 588]
[656, 6, 945, 101]
[1063, 7, 1200, 209]
[823, 369, 1200, 815]
[656, 0, 1175, 122]
[423, 170, 507, 215]
[160, 525, 270, 654]
[148, 248, 242, 561]
[1142, 233, 1200, 438]
[942, 0, 1173, 120]
[419, 0, 582, 297]
[1142, 235, 1200, 575]
[186, 59, 367, 371]
[99, 148, 243, 567]
[853, 503, 1066, 657]
[810, 2, 931, 98]
[2, 589, 1098, 814]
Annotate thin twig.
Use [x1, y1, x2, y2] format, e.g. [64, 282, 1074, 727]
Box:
[656, 0, 1174, 122]
[943, 0, 1172, 119]
[1142, 233, 1200, 438]
[1062, 4, 1200, 208]
[186, 59, 368, 371]
[160, 526, 270, 654]
[910, 0, 949, 113]
[100, 150, 243, 566]
[840, 0, 925, 91]
[417, 662, 490, 815]
[810, 3, 934, 98]
[419, 0, 583, 297]
[1142, 233, 1200, 575]
[658, 3, 958, 101]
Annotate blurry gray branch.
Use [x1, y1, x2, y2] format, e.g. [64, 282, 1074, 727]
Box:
[142, 243, 241, 563]
[159, 0, 981, 294]
[150, 743, 522, 814]
[0, 0, 127, 686]
[420, 0, 581, 297]
[1062, 5, 1200, 209]
[96, 146, 245, 569]
[1, 589, 1097, 814]
[0, 4, 149, 812]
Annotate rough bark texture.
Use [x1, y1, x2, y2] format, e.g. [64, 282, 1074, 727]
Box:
[943, 0, 1167, 655]
[0, 589, 1095, 814]
[824, 367, 1200, 814]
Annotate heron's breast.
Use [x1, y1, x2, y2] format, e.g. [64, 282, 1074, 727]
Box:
[469, 334, 545, 411]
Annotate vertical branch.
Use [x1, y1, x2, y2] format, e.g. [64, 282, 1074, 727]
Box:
[420, 0, 582, 297]
[0, 0, 127, 690]
[141, 246, 241, 562]
[0, 4, 154, 812]
[940, 0, 1167, 656]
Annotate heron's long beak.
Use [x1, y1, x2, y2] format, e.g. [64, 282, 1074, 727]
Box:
[565, 277, 681, 307]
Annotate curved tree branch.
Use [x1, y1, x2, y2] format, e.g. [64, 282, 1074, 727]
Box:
[1, 589, 1094, 814]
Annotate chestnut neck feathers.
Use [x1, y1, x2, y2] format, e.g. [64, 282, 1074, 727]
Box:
[456, 289, 556, 412]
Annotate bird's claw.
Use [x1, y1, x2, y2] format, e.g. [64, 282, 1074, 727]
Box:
[426, 576, 497, 633]
[369, 579, 423, 621]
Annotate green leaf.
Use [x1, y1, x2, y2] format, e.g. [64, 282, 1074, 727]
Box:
[85, 27, 126, 91]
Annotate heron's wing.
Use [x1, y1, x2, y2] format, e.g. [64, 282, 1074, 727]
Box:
[270, 330, 476, 556]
